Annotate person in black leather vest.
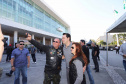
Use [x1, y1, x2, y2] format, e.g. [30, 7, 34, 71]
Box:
[26, 33, 63, 84]
[69, 42, 88, 84]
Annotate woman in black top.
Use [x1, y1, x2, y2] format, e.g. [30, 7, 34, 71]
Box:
[69, 42, 88, 84]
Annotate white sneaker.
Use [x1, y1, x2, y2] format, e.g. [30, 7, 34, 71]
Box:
[34, 62, 36, 64]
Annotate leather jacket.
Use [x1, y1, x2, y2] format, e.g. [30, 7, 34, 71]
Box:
[29, 39, 63, 74]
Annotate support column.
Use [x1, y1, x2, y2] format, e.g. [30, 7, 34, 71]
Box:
[106, 32, 108, 66]
[116, 33, 119, 46]
[14, 31, 18, 47]
[43, 37, 45, 45]
[32, 34, 34, 39]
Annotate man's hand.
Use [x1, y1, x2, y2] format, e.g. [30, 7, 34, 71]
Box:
[26, 33, 32, 41]
[83, 65, 86, 73]
[11, 67, 15, 71]
[62, 55, 65, 59]
[27, 64, 30, 68]
[123, 54, 126, 57]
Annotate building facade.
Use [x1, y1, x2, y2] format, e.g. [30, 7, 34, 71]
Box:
[96, 33, 114, 44]
[0, 0, 70, 47]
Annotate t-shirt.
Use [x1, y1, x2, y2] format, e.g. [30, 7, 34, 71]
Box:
[63, 42, 74, 67]
[82, 45, 90, 63]
[11, 48, 30, 67]
[92, 46, 97, 57]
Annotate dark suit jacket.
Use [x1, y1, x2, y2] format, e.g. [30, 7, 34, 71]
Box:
[82, 45, 90, 63]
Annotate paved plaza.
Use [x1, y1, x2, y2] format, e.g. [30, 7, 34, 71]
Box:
[0, 50, 126, 84]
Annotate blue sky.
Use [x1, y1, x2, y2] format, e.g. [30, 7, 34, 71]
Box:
[43, 0, 125, 42]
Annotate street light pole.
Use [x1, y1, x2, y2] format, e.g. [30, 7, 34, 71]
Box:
[106, 32, 108, 66]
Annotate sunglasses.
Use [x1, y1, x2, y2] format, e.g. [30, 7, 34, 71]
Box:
[71, 47, 74, 49]
[53, 41, 59, 43]
[20, 44, 24, 45]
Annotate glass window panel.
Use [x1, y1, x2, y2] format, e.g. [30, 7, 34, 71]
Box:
[0, 0, 68, 36]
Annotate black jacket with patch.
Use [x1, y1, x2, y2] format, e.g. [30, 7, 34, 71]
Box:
[29, 39, 63, 74]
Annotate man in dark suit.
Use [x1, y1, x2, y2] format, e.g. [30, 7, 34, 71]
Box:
[91, 42, 99, 72]
[80, 40, 95, 84]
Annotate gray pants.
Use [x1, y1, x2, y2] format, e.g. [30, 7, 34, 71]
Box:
[66, 67, 70, 84]
[0, 68, 3, 78]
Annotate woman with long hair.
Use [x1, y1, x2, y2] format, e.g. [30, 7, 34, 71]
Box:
[69, 42, 88, 84]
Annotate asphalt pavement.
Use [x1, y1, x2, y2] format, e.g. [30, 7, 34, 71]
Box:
[0, 50, 126, 84]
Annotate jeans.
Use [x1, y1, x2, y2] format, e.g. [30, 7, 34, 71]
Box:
[6, 53, 11, 61]
[93, 56, 99, 71]
[66, 67, 70, 84]
[9, 70, 14, 75]
[14, 66, 27, 84]
[123, 60, 126, 71]
[86, 64, 95, 84]
[31, 54, 36, 62]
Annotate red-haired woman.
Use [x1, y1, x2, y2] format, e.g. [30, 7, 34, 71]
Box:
[69, 42, 88, 84]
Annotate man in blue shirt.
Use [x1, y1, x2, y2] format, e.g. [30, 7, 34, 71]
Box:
[11, 41, 30, 84]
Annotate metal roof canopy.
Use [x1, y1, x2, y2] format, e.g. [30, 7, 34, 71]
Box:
[107, 12, 126, 33]
[106, 12, 126, 66]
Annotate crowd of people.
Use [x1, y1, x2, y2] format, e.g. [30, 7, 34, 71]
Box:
[0, 31, 101, 84]
[0, 27, 126, 84]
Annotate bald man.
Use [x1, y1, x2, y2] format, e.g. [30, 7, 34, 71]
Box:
[91, 42, 99, 72]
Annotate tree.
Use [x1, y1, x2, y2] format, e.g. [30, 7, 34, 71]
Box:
[97, 40, 106, 46]
[99, 40, 106, 45]
[113, 33, 126, 45]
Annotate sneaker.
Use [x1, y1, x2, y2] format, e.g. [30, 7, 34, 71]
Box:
[6, 73, 12, 77]
[34, 62, 36, 64]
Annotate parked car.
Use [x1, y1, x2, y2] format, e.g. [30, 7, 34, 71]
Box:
[105, 46, 114, 51]
[99, 46, 114, 51]
[99, 46, 105, 50]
